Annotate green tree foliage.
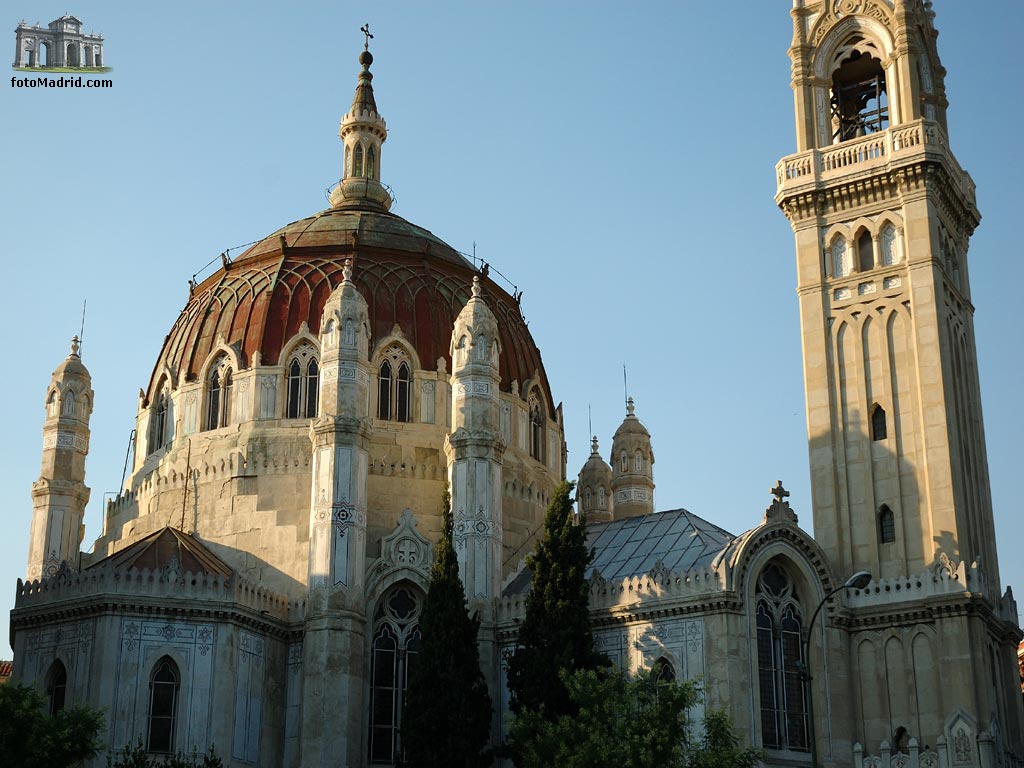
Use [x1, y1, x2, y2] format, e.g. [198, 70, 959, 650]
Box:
[401, 488, 493, 768]
[107, 738, 224, 768]
[0, 683, 104, 768]
[508, 668, 762, 768]
[506, 480, 606, 718]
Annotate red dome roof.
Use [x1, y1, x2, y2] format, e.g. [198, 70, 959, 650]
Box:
[150, 207, 555, 413]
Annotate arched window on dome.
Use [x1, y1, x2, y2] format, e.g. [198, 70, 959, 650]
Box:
[880, 223, 901, 266]
[354, 144, 364, 178]
[344, 145, 351, 179]
[45, 659, 67, 714]
[583, 486, 592, 510]
[147, 656, 180, 754]
[46, 390, 57, 417]
[367, 146, 376, 180]
[62, 389, 77, 417]
[377, 345, 413, 423]
[286, 343, 320, 419]
[598, 486, 607, 510]
[205, 355, 233, 431]
[150, 385, 171, 454]
[368, 584, 423, 765]
[619, 451, 627, 473]
[831, 236, 851, 278]
[755, 562, 809, 752]
[528, 389, 545, 463]
[634, 451, 643, 472]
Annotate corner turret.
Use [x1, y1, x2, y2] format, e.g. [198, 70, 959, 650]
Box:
[609, 397, 654, 519]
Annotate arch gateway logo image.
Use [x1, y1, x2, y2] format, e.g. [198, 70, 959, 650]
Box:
[12, 15, 109, 72]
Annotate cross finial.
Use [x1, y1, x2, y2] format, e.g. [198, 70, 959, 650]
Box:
[360, 23, 373, 51]
[770, 480, 790, 502]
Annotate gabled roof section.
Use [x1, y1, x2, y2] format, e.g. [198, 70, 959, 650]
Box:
[88, 527, 233, 577]
[502, 507, 735, 596]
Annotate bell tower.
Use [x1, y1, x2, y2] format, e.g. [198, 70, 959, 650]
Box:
[778, 0, 993, 586]
[777, 0, 1023, 755]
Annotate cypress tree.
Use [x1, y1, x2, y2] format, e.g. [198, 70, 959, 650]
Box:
[401, 489, 492, 768]
[506, 480, 606, 719]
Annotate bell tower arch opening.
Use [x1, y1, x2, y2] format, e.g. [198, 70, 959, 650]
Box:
[830, 43, 889, 142]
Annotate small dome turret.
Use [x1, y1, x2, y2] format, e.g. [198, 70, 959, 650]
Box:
[577, 436, 613, 522]
[609, 397, 655, 519]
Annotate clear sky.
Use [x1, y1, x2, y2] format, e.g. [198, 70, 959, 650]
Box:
[1, 1, 1021, 656]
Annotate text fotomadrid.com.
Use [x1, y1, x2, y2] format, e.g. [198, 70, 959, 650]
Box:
[11, 75, 113, 88]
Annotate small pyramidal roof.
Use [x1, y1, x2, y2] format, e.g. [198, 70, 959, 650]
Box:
[89, 527, 232, 576]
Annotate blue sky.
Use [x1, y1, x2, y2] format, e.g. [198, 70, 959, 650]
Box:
[1, 1, 1021, 655]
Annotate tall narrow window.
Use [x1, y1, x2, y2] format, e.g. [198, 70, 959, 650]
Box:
[205, 355, 233, 430]
[755, 563, 809, 752]
[62, 389, 77, 416]
[634, 452, 643, 472]
[652, 657, 676, 685]
[857, 231, 874, 272]
[396, 362, 411, 423]
[528, 389, 545, 463]
[880, 223, 901, 266]
[367, 146, 376, 179]
[46, 660, 67, 714]
[377, 345, 413, 423]
[286, 344, 320, 419]
[147, 656, 180, 754]
[378, 360, 393, 420]
[871, 404, 887, 441]
[879, 505, 896, 544]
[368, 585, 423, 765]
[152, 391, 168, 452]
[354, 144, 364, 178]
[832, 238, 850, 278]
[344, 145, 351, 178]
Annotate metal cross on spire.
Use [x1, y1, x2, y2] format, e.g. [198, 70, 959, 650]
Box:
[360, 23, 373, 50]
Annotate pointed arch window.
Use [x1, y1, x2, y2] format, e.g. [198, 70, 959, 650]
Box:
[832, 238, 851, 278]
[147, 656, 180, 754]
[755, 563, 809, 752]
[368, 585, 423, 765]
[598, 486, 607, 510]
[652, 657, 676, 685]
[584, 486, 593, 510]
[46, 390, 57, 417]
[205, 355, 233, 431]
[871, 404, 887, 441]
[634, 451, 643, 472]
[45, 659, 67, 714]
[880, 223, 901, 266]
[620, 451, 628, 472]
[377, 345, 413, 423]
[857, 230, 874, 272]
[528, 389, 545, 463]
[151, 388, 170, 453]
[879, 505, 896, 544]
[367, 146, 376, 179]
[344, 145, 351, 178]
[62, 389, 77, 416]
[286, 343, 320, 419]
[354, 144, 364, 178]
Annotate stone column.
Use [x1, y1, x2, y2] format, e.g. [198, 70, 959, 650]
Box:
[300, 259, 373, 768]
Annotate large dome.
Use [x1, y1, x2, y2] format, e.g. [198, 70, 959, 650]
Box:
[148, 207, 555, 413]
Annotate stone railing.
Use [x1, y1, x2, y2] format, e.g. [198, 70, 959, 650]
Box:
[856, 732, 1022, 768]
[841, 556, 991, 610]
[15, 562, 302, 623]
[775, 119, 975, 202]
[497, 561, 724, 622]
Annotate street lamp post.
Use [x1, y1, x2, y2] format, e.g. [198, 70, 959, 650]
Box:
[798, 570, 872, 768]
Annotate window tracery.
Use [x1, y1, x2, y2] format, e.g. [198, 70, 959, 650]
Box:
[368, 585, 423, 765]
[147, 656, 180, 754]
[286, 343, 320, 419]
[205, 354, 233, 431]
[832, 237, 851, 278]
[755, 563, 809, 752]
[377, 344, 412, 423]
[880, 223, 901, 266]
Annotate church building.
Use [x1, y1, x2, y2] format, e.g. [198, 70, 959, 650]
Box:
[10, 3, 1023, 767]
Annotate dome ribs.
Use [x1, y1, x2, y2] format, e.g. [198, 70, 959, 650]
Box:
[145, 212, 555, 414]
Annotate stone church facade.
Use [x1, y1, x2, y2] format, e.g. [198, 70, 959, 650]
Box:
[10, 3, 1024, 767]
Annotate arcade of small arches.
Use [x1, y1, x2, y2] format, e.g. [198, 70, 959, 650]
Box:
[827, 218, 904, 279]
